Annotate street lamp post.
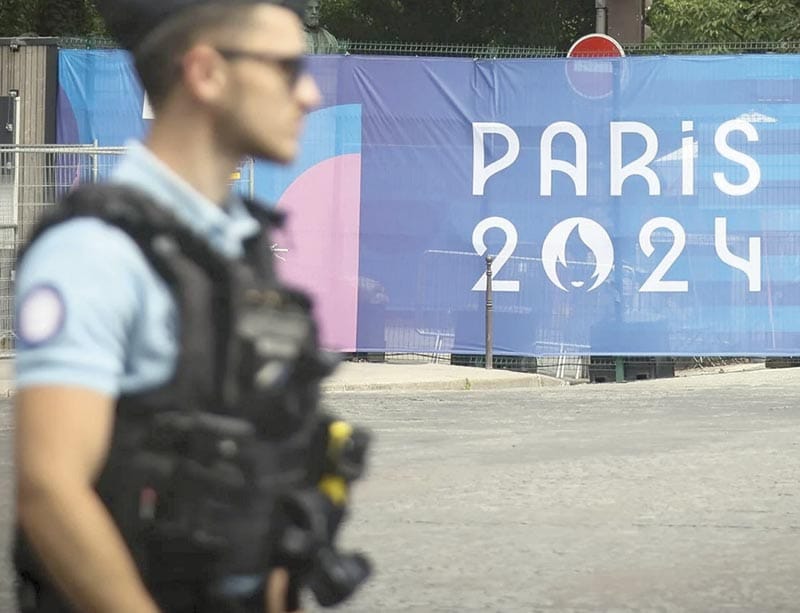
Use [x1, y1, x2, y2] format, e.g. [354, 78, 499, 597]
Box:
[596, 0, 608, 34]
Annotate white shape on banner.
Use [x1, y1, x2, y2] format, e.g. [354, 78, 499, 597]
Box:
[713, 119, 761, 196]
[737, 111, 777, 124]
[639, 217, 688, 293]
[715, 217, 761, 292]
[610, 121, 661, 196]
[540, 122, 588, 196]
[472, 123, 520, 196]
[542, 218, 614, 292]
[471, 216, 520, 292]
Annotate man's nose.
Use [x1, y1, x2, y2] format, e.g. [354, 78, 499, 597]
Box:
[296, 73, 322, 112]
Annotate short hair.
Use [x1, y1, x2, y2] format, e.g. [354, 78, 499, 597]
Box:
[133, 4, 257, 111]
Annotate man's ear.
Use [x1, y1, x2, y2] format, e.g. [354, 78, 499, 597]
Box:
[181, 44, 229, 105]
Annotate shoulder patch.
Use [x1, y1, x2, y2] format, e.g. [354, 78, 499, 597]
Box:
[18, 285, 66, 346]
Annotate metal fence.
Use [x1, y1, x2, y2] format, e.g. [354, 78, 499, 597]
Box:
[57, 37, 800, 58]
[0, 142, 608, 376]
[337, 40, 800, 58]
[314, 37, 780, 376]
[11, 33, 786, 375]
[37, 37, 787, 378]
[0, 144, 123, 355]
[0, 144, 254, 356]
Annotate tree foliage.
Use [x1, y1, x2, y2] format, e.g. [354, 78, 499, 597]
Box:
[1, 0, 594, 47]
[647, 0, 800, 43]
[0, 0, 38, 36]
[322, 0, 595, 49]
[0, 0, 105, 37]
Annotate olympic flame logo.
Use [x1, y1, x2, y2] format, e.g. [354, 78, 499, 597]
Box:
[541, 218, 614, 292]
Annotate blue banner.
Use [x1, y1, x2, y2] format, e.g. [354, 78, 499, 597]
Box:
[57, 51, 800, 355]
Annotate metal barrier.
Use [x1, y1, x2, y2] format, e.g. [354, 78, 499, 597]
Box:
[58, 37, 800, 58]
[336, 39, 800, 58]
[0, 141, 761, 377]
[0, 144, 254, 356]
[366, 247, 606, 371]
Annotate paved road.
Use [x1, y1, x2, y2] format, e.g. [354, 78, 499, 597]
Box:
[2, 368, 800, 611]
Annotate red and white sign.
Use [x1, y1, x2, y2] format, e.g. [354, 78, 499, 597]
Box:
[566, 33, 625, 100]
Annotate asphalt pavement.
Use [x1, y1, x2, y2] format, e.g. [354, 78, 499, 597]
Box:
[1, 363, 799, 611]
[319, 367, 800, 612]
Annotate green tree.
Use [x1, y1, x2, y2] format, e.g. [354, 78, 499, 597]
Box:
[322, 0, 595, 49]
[0, 0, 38, 36]
[0, 0, 105, 37]
[647, 0, 800, 43]
[34, 0, 105, 37]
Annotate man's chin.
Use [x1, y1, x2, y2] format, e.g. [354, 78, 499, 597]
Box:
[251, 145, 297, 166]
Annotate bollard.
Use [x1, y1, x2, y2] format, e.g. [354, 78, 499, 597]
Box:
[485, 255, 494, 370]
[615, 356, 624, 383]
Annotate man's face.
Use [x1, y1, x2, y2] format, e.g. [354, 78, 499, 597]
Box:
[304, 0, 320, 29]
[212, 5, 321, 163]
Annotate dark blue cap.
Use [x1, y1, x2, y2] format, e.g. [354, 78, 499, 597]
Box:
[94, 0, 307, 50]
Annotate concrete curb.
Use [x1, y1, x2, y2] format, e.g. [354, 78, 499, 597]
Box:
[321, 372, 568, 393]
[0, 373, 567, 397]
[0, 354, 575, 396]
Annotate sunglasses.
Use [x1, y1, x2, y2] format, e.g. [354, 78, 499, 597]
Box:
[216, 48, 307, 87]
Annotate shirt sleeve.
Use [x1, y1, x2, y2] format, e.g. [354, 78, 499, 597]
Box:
[15, 218, 149, 396]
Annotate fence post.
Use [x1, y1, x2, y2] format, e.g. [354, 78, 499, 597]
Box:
[91, 139, 99, 183]
[10, 91, 21, 248]
[248, 157, 255, 200]
[485, 255, 494, 370]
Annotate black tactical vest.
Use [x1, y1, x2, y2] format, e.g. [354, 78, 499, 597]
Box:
[14, 184, 341, 613]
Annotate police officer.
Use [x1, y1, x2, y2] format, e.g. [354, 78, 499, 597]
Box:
[13, 1, 326, 611]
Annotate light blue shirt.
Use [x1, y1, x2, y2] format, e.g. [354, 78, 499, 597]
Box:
[15, 141, 260, 396]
